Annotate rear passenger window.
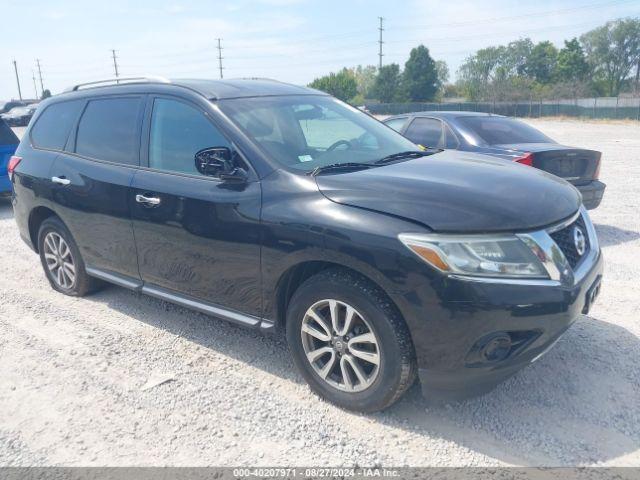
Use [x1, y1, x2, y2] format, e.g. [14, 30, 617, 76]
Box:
[75, 97, 142, 165]
[404, 118, 443, 148]
[31, 100, 83, 150]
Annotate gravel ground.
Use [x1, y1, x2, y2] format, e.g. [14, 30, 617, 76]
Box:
[1, 119, 639, 467]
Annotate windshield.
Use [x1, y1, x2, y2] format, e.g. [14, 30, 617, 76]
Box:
[457, 116, 553, 145]
[9, 107, 28, 115]
[218, 95, 420, 172]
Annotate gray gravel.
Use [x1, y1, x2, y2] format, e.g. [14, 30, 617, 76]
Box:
[1, 119, 639, 466]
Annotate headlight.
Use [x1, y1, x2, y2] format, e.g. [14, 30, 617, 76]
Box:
[398, 233, 548, 278]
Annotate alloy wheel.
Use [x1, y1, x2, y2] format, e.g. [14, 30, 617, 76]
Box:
[43, 232, 76, 289]
[300, 299, 380, 392]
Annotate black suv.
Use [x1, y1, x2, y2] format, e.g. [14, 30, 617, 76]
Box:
[10, 78, 603, 412]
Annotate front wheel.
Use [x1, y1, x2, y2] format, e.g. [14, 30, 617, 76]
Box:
[286, 268, 416, 412]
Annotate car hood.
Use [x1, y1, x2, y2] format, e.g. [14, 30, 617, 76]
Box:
[314, 150, 581, 233]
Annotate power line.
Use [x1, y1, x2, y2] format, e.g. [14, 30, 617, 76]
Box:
[384, 19, 608, 47]
[378, 17, 384, 69]
[217, 38, 224, 79]
[122, 41, 377, 71]
[109, 0, 637, 64]
[111, 49, 119, 78]
[36, 59, 45, 94]
[13, 0, 637, 91]
[141, 18, 607, 74]
[12, 60, 22, 100]
[389, 0, 638, 30]
[28, 0, 635, 74]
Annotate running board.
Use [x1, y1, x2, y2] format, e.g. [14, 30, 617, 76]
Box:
[85, 267, 275, 332]
[86, 267, 143, 290]
[142, 284, 262, 329]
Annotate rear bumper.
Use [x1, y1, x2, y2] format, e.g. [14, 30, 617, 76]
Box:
[577, 180, 605, 210]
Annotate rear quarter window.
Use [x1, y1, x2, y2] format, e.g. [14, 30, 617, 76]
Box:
[75, 97, 143, 165]
[30, 100, 83, 150]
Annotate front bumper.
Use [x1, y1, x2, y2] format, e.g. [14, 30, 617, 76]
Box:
[577, 180, 605, 210]
[416, 252, 603, 402]
[392, 207, 603, 403]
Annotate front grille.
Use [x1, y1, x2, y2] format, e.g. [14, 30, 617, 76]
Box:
[549, 214, 590, 268]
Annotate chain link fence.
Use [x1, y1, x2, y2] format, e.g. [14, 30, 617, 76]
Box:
[365, 97, 640, 120]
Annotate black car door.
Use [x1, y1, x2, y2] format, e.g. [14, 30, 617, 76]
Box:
[130, 95, 262, 319]
[48, 95, 144, 283]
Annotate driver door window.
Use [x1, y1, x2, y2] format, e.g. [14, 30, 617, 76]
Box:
[149, 98, 231, 176]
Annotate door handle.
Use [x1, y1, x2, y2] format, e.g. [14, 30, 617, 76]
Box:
[51, 176, 71, 186]
[135, 194, 161, 206]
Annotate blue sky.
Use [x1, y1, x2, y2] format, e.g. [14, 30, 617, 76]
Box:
[2, 0, 639, 99]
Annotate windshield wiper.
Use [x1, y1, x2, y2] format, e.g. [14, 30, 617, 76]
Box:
[309, 162, 378, 176]
[375, 150, 439, 165]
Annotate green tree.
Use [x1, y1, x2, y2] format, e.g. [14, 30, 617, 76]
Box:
[351, 65, 377, 100]
[580, 18, 640, 96]
[556, 38, 590, 82]
[457, 46, 506, 100]
[308, 68, 357, 102]
[402, 45, 440, 102]
[41, 89, 51, 99]
[435, 60, 450, 98]
[435, 60, 449, 85]
[503, 38, 534, 76]
[457, 38, 536, 100]
[372, 63, 402, 103]
[524, 41, 558, 84]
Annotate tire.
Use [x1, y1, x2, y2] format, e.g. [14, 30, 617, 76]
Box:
[286, 268, 416, 412]
[37, 216, 101, 296]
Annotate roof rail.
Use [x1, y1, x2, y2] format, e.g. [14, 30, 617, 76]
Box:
[64, 76, 171, 92]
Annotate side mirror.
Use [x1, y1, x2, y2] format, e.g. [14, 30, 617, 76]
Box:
[195, 147, 231, 176]
[194, 147, 248, 183]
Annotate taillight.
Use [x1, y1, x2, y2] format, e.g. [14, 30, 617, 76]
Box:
[7, 155, 22, 176]
[515, 152, 534, 167]
[593, 157, 601, 180]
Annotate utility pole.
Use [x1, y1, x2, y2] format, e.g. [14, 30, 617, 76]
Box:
[111, 49, 119, 79]
[36, 59, 45, 94]
[32, 70, 39, 98]
[217, 38, 224, 79]
[12, 59, 23, 100]
[378, 17, 384, 70]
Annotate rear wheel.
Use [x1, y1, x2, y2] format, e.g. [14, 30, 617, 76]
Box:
[37, 216, 101, 296]
[286, 268, 416, 412]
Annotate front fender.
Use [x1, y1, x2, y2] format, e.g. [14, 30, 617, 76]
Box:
[260, 175, 438, 336]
